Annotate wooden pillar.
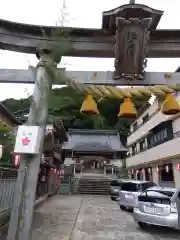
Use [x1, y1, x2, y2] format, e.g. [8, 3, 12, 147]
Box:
[7, 49, 58, 240]
[152, 166, 159, 185]
[104, 166, 106, 175]
[112, 165, 114, 175]
[141, 169, 146, 181]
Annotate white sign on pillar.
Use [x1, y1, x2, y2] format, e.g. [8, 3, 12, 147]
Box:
[14, 125, 44, 154]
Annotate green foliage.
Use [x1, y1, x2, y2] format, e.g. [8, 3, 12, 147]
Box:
[2, 86, 146, 144]
[0, 125, 14, 166]
[3, 98, 30, 114]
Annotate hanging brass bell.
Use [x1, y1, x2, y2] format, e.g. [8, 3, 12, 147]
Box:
[161, 93, 180, 115]
[118, 98, 137, 118]
[80, 94, 99, 115]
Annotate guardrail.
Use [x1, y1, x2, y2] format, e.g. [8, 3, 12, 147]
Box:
[0, 167, 59, 214]
[0, 168, 17, 213]
[0, 179, 16, 212]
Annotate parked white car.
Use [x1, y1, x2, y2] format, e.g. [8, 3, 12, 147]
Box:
[119, 180, 156, 210]
[133, 186, 180, 230]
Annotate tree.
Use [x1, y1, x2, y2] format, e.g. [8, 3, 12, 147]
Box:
[2, 86, 147, 143]
[0, 123, 15, 167]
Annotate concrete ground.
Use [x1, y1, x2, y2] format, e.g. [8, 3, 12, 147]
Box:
[2, 195, 180, 239]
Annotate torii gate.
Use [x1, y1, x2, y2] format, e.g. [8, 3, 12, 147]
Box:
[2, 1, 180, 240]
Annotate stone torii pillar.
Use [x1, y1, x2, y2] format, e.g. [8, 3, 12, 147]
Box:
[7, 49, 59, 240]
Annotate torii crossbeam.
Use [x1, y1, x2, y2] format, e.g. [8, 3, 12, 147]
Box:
[0, 67, 179, 86]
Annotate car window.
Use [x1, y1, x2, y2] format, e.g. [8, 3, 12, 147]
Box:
[141, 182, 156, 191]
[138, 190, 174, 203]
[111, 180, 121, 187]
[145, 190, 175, 198]
[121, 182, 138, 192]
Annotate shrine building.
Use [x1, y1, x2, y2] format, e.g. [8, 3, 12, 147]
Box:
[62, 129, 127, 176]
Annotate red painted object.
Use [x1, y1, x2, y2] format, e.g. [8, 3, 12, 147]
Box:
[12, 154, 21, 168]
[178, 164, 180, 171]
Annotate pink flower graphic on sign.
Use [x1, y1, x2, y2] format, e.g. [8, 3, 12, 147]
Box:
[22, 137, 30, 145]
[21, 132, 32, 146]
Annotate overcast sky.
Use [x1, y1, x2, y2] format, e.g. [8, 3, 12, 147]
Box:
[0, 0, 180, 101]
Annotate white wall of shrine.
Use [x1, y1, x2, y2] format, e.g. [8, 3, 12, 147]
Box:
[64, 157, 74, 166]
[109, 159, 122, 168]
[64, 157, 122, 168]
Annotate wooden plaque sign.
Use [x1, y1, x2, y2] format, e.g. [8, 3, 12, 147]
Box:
[114, 17, 152, 80]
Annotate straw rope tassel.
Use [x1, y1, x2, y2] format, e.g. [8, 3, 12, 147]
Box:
[69, 81, 180, 99]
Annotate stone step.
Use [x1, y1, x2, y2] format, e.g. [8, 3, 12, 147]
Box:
[79, 179, 110, 182]
[77, 190, 109, 193]
[78, 183, 110, 186]
[78, 182, 110, 184]
[78, 188, 109, 191]
[79, 180, 110, 185]
[77, 189, 109, 192]
[78, 186, 109, 189]
[78, 187, 109, 189]
[77, 192, 109, 195]
[79, 184, 109, 187]
[76, 176, 111, 195]
[77, 192, 109, 194]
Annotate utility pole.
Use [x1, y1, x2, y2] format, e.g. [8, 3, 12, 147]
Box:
[7, 49, 58, 240]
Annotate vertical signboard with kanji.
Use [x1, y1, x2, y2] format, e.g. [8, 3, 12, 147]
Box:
[114, 17, 151, 80]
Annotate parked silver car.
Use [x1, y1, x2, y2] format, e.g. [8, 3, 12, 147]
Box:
[133, 186, 180, 229]
[119, 180, 156, 210]
[110, 179, 128, 201]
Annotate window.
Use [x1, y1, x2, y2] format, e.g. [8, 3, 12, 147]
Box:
[137, 171, 141, 180]
[138, 190, 175, 203]
[149, 128, 169, 148]
[157, 132, 161, 141]
[144, 190, 174, 198]
[145, 167, 152, 181]
[132, 144, 137, 155]
[111, 180, 121, 187]
[121, 182, 138, 192]
[153, 134, 157, 143]
[141, 182, 156, 192]
[160, 163, 174, 182]
[139, 139, 146, 151]
[142, 114, 149, 124]
[133, 122, 138, 131]
[131, 173, 135, 180]
[163, 128, 168, 139]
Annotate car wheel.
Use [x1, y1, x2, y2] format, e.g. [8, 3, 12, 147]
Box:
[120, 205, 126, 210]
[138, 222, 148, 229]
[127, 207, 133, 212]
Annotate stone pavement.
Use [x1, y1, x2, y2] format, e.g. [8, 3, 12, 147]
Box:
[2, 195, 180, 239]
